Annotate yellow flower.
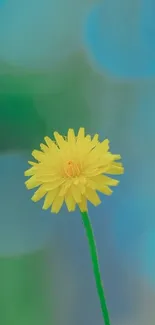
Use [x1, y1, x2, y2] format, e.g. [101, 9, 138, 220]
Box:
[24, 128, 124, 213]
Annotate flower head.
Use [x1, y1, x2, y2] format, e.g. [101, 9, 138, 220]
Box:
[24, 128, 124, 213]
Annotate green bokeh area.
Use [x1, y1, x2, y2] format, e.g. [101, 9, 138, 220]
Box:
[0, 250, 51, 325]
[0, 105, 46, 152]
[0, 54, 95, 153]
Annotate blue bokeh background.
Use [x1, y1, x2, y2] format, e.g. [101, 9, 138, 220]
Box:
[0, 1, 155, 325]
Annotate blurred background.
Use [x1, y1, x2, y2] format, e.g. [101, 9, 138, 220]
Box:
[0, 0, 154, 324]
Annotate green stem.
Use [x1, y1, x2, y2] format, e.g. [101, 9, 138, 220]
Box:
[80, 210, 111, 325]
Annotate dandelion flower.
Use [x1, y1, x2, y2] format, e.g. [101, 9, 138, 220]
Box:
[25, 127, 124, 325]
[24, 127, 124, 213]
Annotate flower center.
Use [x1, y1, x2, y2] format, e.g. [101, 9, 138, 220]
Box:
[64, 160, 81, 177]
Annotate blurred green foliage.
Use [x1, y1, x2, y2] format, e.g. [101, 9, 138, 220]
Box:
[0, 250, 51, 325]
[0, 53, 96, 152]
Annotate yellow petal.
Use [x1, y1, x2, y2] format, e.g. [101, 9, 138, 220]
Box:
[43, 188, 59, 210]
[85, 166, 108, 177]
[35, 167, 57, 177]
[78, 183, 86, 194]
[112, 162, 123, 167]
[86, 179, 96, 189]
[106, 165, 124, 175]
[65, 192, 76, 212]
[86, 135, 91, 141]
[40, 143, 48, 153]
[93, 174, 119, 187]
[54, 132, 66, 148]
[28, 161, 37, 166]
[44, 178, 65, 190]
[32, 150, 44, 162]
[24, 167, 36, 177]
[25, 175, 42, 190]
[59, 180, 72, 196]
[67, 129, 76, 145]
[75, 176, 86, 194]
[78, 196, 87, 212]
[71, 185, 82, 203]
[99, 139, 109, 152]
[97, 185, 113, 195]
[110, 154, 121, 161]
[91, 134, 99, 147]
[77, 128, 85, 143]
[31, 185, 47, 202]
[51, 195, 64, 213]
[44, 136, 54, 148]
[36, 175, 62, 183]
[73, 178, 86, 194]
[85, 151, 100, 167]
[85, 188, 101, 206]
